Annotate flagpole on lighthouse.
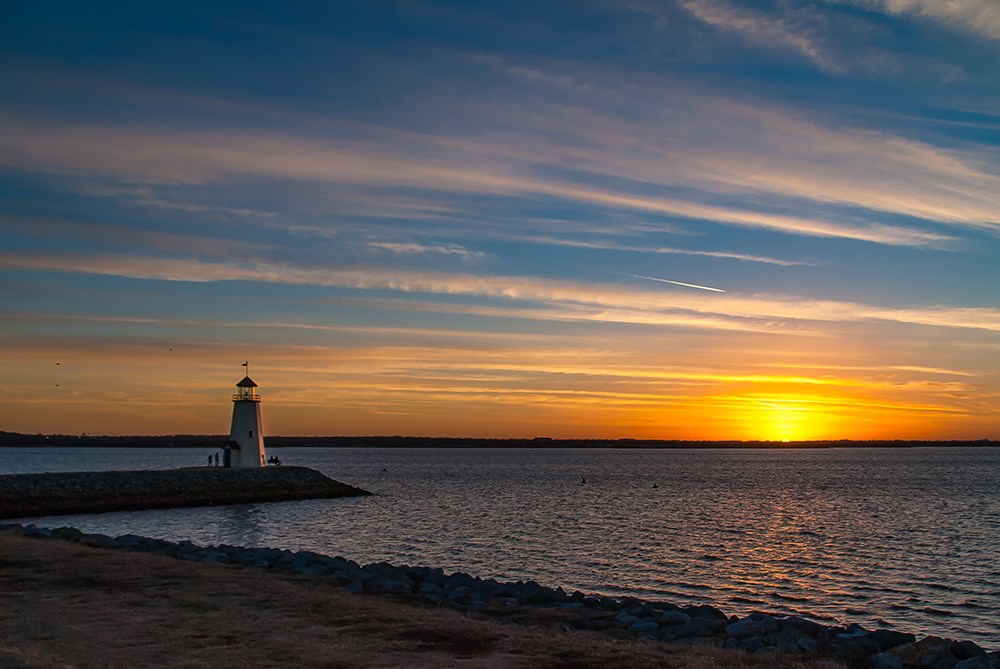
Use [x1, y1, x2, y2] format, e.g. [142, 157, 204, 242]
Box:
[242, 360, 249, 377]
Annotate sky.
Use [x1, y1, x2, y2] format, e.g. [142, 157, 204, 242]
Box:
[1, 0, 999, 440]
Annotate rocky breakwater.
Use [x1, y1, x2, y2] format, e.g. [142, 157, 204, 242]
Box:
[0, 467, 370, 519]
[2, 524, 996, 669]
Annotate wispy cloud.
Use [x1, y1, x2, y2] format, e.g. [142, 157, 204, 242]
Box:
[844, 0, 1000, 40]
[501, 234, 813, 266]
[4, 250, 1000, 333]
[367, 241, 488, 262]
[1, 106, 989, 247]
[680, 0, 840, 72]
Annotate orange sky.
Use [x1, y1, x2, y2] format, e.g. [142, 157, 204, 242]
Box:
[4, 316, 996, 440]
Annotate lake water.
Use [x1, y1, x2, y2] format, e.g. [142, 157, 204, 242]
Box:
[2, 446, 998, 647]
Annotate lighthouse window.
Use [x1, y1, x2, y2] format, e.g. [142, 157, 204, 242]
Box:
[248, 430, 253, 438]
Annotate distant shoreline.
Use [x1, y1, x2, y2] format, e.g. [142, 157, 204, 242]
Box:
[1, 431, 997, 449]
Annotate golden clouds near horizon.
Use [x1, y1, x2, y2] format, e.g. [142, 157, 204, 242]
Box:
[0, 331, 992, 440]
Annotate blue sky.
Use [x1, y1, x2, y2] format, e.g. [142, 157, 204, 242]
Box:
[1, 0, 998, 439]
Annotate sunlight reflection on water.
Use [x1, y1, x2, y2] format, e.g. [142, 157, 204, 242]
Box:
[4, 446, 998, 647]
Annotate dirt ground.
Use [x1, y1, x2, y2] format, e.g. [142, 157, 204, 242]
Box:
[0, 532, 839, 668]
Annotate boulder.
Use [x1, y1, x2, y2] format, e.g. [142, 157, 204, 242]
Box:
[869, 650, 904, 669]
[683, 604, 729, 621]
[614, 613, 643, 628]
[780, 616, 830, 639]
[953, 642, 988, 661]
[690, 616, 727, 634]
[726, 617, 769, 639]
[747, 612, 780, 633]
[796, 636, 818, 654]
[667, 621, 715, 640]
[660, 610, 691, 626]
[954, 658, 992, 669]
[832, 635, 881, 665]
[874, 629, 918, 652]
[629, 620, 660, 636]
[364, 575, 413, 595]
[891, 637, 955, 668]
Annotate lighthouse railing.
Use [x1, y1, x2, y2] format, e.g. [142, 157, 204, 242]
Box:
[233, 392, 261, 401]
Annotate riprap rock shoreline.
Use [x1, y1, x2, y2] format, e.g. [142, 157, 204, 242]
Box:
[1, 523, 995, 669]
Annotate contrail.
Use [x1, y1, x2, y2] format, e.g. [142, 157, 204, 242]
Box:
[604, 270, 726, 293]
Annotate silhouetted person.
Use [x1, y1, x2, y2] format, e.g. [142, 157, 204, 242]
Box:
[214, 452, 220, 466]
[207, 454, 212, 467]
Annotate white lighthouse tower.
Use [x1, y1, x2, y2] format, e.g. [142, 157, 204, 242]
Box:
[224, 364, 267, 468]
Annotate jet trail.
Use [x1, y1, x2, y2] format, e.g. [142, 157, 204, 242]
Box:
[605, 270, 726, 293]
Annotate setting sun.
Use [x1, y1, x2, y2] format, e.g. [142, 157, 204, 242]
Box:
[734, 395, 835, 442]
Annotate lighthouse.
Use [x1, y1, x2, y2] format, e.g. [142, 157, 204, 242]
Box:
[224, 366, 267, 468]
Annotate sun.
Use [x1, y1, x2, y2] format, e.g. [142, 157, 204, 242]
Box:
[745, 396, 832, 442]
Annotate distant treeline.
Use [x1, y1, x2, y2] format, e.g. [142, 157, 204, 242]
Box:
[0, 431, 996, 449]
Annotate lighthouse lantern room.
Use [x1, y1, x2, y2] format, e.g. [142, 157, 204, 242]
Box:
[225, 367, 267, 468]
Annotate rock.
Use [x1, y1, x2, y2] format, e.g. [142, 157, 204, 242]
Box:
[683, 604, 729, 621]
[726, 617, 769, 639]
[416, 581, 440, 596]
[661, 610, 691, 626]
[954, 658, 992, 669]
[664, 621, 714, 641]
[953, 642, 988, 661]
[364, 576, 413, 595]
[874, 629, 918, 652]
[691, 616, 727, 634]
[747, 612, 780, 633]
[597, 597, 621, 611]
[740, 637, 766, 653]
[446, 586, 470, 603]
[629, 620, 660, 636]
[870, 650, 904, 669]
[833, 635, 881, 665]
[781, 616, 828, 638]
[522, 587, 558, 606]
[772, 627, 802, 646]
[891, 637, 955, 668]
[796, 636, 818, 654]
[614, 613, 642, 628]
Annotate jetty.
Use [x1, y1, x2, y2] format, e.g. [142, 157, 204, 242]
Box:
[0, 466, 370, 519]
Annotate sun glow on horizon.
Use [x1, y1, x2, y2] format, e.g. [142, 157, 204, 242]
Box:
[737, 395, 837, 442]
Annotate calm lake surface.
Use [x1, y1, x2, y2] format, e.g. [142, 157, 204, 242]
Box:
[3, 446, 998, 647]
